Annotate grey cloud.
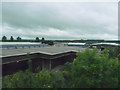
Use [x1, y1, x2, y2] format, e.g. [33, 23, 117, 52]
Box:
[2, 2, 118, 40]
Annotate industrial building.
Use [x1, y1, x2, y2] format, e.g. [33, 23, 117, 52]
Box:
[1, 46, 85, 76]
[1, 42, 119, 76]
[67, 43, 86, 46]
[90, 42, 120, 51]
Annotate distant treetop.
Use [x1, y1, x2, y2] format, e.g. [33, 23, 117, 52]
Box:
[10, 36, 14, 41]
[2, 36, 7, 41]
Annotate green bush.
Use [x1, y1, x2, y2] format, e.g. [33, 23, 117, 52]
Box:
[62, 48, 119, 88]
[107, 47, 120, 58]
[2, 70, 34, 88]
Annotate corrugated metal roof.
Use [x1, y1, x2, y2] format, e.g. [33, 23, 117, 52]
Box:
[1, 46, 84, 57]
[67, 43, 86, 45]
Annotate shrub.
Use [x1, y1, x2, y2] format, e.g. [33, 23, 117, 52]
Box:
[107, 47, 120, 58]
[62, 48, 119, 88]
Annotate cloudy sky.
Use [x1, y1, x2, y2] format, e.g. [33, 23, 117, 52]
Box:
[2, 2, 118, 40]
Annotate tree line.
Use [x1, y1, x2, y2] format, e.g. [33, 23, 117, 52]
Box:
[1, 36, 45, 42]
[1, 36, 119, 44]
[1, 36, 54, 45]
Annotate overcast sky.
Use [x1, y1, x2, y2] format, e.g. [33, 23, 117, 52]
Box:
[2, 2, 118, 40]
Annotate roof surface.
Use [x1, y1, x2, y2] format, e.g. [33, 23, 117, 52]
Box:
[1, 46, 85, 57]
[91, 43, 120, 46]
[67, 43, 86, 45]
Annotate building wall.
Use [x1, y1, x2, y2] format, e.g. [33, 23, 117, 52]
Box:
[3, 60, 28, 76]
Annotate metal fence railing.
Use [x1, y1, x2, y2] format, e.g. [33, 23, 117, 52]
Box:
[0, 44, 48, 49]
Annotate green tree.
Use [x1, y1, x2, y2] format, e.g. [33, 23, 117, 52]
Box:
[107, 47, 120, 58]
[16, 37, 22, 41]
[41, 37, 45, 43]
[62, 48, 119, 88]
[10, 36, 14, 41]
[2, 36, 7, 41]
[35, 37, 40, 42]
[41, 37, 45, 41]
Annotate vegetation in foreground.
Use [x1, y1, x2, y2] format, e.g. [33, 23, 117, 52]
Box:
[2, 48, 119, 88]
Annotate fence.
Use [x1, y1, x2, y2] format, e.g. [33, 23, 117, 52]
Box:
[0, 44, 48, 49]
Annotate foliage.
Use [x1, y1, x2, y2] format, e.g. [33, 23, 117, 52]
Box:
[41, 37, 45, 41]
[16, 37, 22, 41]
[10, 36, 14, 41]
[106, 47, 120, 58]
[42, 40, 54, 46]
[35, 37, 40, 42]
[2, 70, 65, 88]
[62, 48, 119, 88]
[27, 59, 32, 72]
[2, 48, 119, 88]
[2, 36, 7, 41]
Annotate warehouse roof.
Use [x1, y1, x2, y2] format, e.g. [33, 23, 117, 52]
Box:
[67, 43, 86, 46]
[1, 46, 85, 57]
